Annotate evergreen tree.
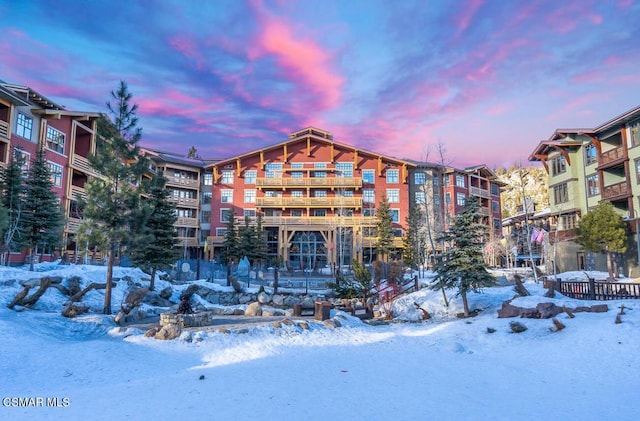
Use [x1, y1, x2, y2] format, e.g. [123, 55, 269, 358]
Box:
[128, 172, 181, 290]
[238, 216, 256, 262]
[221, 211, 239, 285]
[0, 153, 25, 265]
[375, 195, 394, 262]
[81, 81, 149, 314]
[402, 200, 424, 269]
[19, 147, 64, 270]
[431, 196, 496, 317]
[254, 214, 268, 269]
[575, 201, 627, 279]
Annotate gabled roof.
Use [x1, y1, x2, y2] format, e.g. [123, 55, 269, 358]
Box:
[0, 83, 30, 106]
[207, 127, 418, 169]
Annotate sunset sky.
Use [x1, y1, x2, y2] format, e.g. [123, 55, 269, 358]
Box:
[1, 0, 639, 168]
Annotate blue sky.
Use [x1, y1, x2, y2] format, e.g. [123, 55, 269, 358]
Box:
[1, 0, 639, 168]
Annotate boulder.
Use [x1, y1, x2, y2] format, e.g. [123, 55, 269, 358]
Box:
[283, 295, 300, 307]
[590, 304, 609, 313]
[272, 294, 285, 306]
[257, 291, 272, 304]
[536, 302, 563, 319]
[245, 302, 263, 316]
[497, 300, 521, 318]
[159, 286, 173, 300]
[155, 323, 181, 340]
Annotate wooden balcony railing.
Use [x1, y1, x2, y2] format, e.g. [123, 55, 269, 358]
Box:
[176, 217, 198, 227]
[66, 217, 82, 233]
[256, 177, 362, 189]
[71, 154, 100, 177]
[169, 197, 199, 207]
[469, 186, 490, 199]
[259, 215, 378, 227]
[601, 181, 629, 200]
[177, 237, 200, 247]
[256, 197, 362, 208]
[600, 146, 626, 166]
[166, 176, 199, 188]
[0, 120, 8, 138]
[69, 185, 87, 200]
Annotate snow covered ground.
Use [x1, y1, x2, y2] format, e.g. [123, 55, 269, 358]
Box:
[1, 263, 639, 420]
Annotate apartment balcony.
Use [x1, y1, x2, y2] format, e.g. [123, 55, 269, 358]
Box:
[166, 176, 199, 188]
[477, 207, 491, 216]
[601, 181, 630, 201]
[256, 177, 362, 189]
[69, 185, 87, 200]
[598, 146, 627, 170]
[176, 217, 198, 227]
[208, 236, 225, 246]
[71, 154, 100, 177]
[66, 217, 82, 233]
[177, 237, 200, 247]
[256, 197, 362, 208]
[0, 120, 8, 138]
[259, 215, 378, 227]
[169, 197, 199, 207]
[469, 186, 490, 199]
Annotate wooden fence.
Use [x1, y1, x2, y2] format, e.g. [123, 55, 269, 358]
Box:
[553, 278, 640, 300]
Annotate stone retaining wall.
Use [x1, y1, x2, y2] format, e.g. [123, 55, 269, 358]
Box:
[160, 311, 213, 328]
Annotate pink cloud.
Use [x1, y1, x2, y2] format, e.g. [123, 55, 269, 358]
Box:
[453, 0, 484, 37]
[248, 13, 344, 109]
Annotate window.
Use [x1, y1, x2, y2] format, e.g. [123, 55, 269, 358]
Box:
[586, 174, 600, 196]
[414, 172, 426, 185]
[290, 209, 303, 217]
[551, 155, 567, 176]
[47, 161, 63, 187]
[363, 189, 375, 203]
[433, 194, 441, 205]
[585, 143, 598, 165]
[493, 218, 501, 231]
[455, 174, 465, 188]
[560, 214, 577, 230]
[362, 169, 375, 184]
[415, 191, 426, 204]
[314, 190, 327, 197]
[216, 228, 227, 237]
[387, 188, 400, 203]
[244, 189, 256, 203]
[492, 200, 499, 213]
[203, 172, 213, 185]
[201, 211, 211, 222]
[337, 189, 354, 197]
[265, 163, 282, 178]
[265, 190, 281, 198]
[244, 209, 256, 217]
[221, 189, 233, 203]
[314, 209, 326, 216]
[444, 175, 450, 186]
[291, 190, 304, 198]
[456, 192, 466, 206]
[220, 209, 233, 222]
[16, 113, 33, 140]
[433, 176, 440, 187]
[445, 192, 451, 205]
[390, 209, 399, 223]
[363, 207, 375, 217]
[630, 121, 640, 147]
[13, 148, 30, 174]
[314, 162, 326, 177]
[313, 171, 326, 178]
[221, 170, 234, 184]
[314, 162, 327, 169]
[202, 191, 212, 204]
[244, 170, 256, 184]
[386, 169, 399, 183]
[335, 162, 353, 177]
[553, 183, 568, 204]
[45, 126, 65, 154]
[491, 183, 499, 196]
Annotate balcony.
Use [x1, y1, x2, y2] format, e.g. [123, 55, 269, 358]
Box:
[256, 177, 362, 189]
[361, 237, 404, 248]
[469, 186, 490, 199]
[176, 217, 198, 227]
[71, 154, 100, 177]
[259, 215, 378, 227]
[66, 217, 82, 233]
[0, 120, 8, 138]
[166, 176, 199, 188]
[256, 197, 362, 208]
[177, 237, 200, 247]
[599, 146, 627, 169]
[169, 197, 199, 207]
[601, 181, 630, 201]
[69, 185, 87, 200]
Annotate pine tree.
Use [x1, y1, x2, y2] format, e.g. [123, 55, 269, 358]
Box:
[19, 147, 64, 270]
[128, 173, 181, 290]
[575, 201, 627, 279]
[81, 81, 149, 314]
[431, 196, 496, 317]
[221, 211, 239, 285]
[402, 200, 424, 269]
[238, 216, 255, 262]
[0, 153, 25, 265]
[254, 214, 268, 269]
[375, 195, 394, 262]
